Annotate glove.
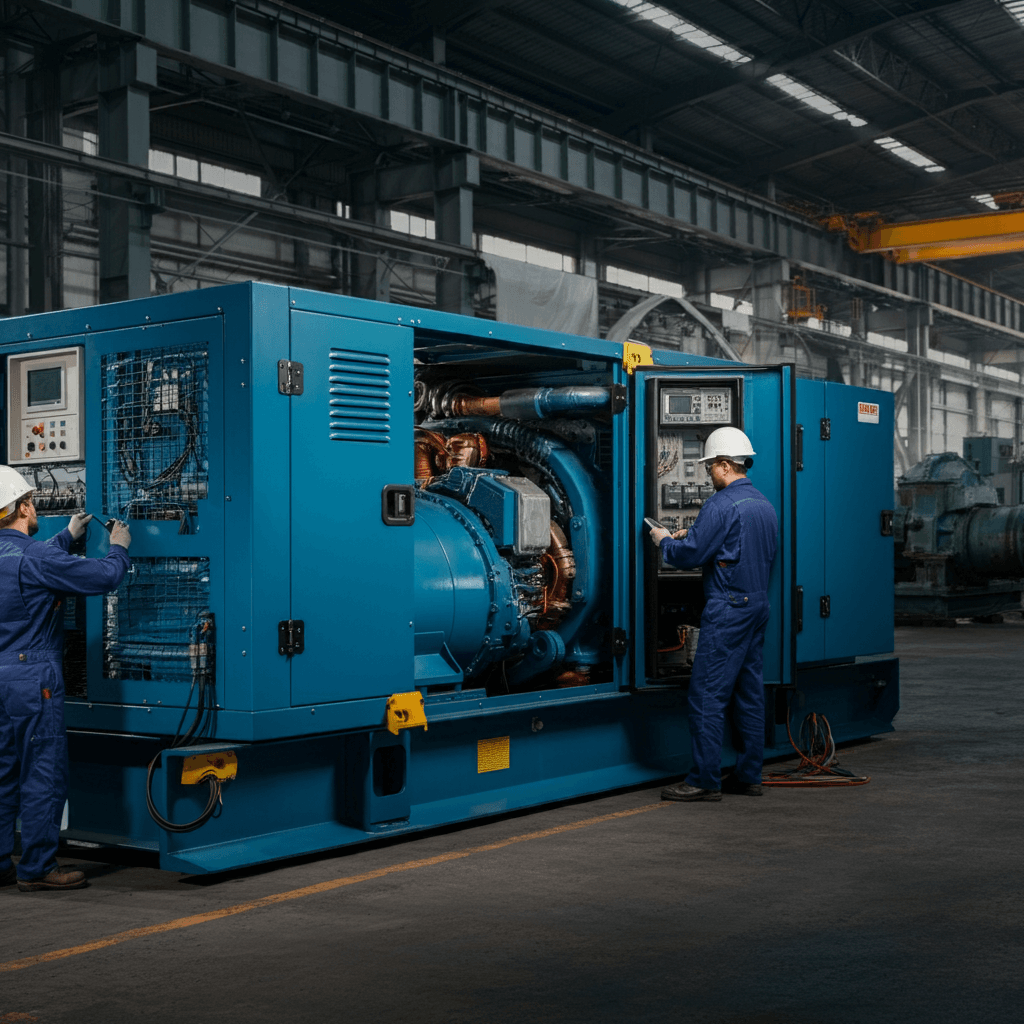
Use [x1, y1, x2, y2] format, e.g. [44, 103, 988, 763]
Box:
[68, 513, 93, 540]
[109, 521, 132, 550]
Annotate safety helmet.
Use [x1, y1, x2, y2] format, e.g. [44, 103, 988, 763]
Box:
[698, 426, 756, 466]
[0, 465, 32, 518]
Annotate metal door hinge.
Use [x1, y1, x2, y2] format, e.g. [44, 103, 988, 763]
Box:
[611, 627, 629, 656]
[795, 424, 804, 471]
[278, 619, 305, 656]
[278, 359, 304, 395]
[820, 596, 831, 618]
[880, 510, 894, 536]
[795, 585, 804, 632]
[609, 384, 628, 414]
[820, 418, 831, 441]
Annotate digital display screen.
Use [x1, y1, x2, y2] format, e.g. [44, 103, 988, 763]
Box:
[668, 394, 692, 415]
[27, 367, 62, 407]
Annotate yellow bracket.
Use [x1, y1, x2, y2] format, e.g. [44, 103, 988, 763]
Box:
[181, 751, 237, 785]
[622, 341, 653, 375]
[386, 691, 428, 735]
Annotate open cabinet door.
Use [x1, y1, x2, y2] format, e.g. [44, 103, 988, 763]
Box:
[631, 365, 794, 689]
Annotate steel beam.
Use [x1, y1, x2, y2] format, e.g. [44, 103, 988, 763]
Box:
[5, 0, 1024, 341]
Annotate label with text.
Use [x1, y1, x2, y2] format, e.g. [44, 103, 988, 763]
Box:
[857, 401, 880, 424]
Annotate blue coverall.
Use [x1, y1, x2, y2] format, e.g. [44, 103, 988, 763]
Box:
[0, 527, 129, 880]
[659, 477, 778, 790]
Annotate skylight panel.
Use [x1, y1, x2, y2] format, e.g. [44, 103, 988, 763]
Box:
[997, 1, 1024, 28]
[874, 136, 945, 173]
[972, 193, 1000, 209]
[767, 74, 868, 126]
[610, 0, 751, 63]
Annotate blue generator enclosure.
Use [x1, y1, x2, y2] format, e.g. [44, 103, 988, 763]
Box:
[0, 283, 898, 873]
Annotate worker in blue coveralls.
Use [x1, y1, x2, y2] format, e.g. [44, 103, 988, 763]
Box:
[0, 465, 131, 891]
[648, 426, 778, 802]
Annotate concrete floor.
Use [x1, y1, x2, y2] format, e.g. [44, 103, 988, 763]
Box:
[2, 621, 1022, 1024]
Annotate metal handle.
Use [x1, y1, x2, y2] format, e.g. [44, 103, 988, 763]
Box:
[381, 485, 415, 526]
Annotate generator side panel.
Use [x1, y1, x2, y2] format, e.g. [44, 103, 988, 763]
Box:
[795, 379, 826, 664]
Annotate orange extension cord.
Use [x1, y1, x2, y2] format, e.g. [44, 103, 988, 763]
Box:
[761, 710, 871, 788]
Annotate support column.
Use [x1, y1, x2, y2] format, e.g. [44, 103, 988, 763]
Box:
[25, 51, 63, 312]
[751, 258, 789, 365]
[4, 47, 29, 316]
[98, 43, 157, 303]
[433, 155, 477, 316]
[905, 304, 933, 464]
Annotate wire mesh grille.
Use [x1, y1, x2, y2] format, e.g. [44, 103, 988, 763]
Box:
[103, 557, 211, 683]
[101, 346, 209, 521]
[62, 595, 87, 698]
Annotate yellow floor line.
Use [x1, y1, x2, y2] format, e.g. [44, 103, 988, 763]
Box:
[1, 801, 669, 973]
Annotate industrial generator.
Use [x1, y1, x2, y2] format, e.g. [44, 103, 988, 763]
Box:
[0, 283, 897, 873]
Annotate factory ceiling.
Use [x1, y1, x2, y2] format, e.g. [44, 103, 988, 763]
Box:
[291, 0, 1024, 294]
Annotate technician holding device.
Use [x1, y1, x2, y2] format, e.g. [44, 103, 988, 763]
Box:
[647, 426, 778, 802]
[0, 466, 131, 891]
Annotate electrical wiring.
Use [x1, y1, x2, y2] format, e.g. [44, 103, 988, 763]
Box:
[762, 703, 871, 788]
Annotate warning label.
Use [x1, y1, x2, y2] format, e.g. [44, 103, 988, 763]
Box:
[858, 401, 880, 424]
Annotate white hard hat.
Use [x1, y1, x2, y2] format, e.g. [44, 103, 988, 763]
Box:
[0, 465, 32, 518]
[699, 426, 756, 465]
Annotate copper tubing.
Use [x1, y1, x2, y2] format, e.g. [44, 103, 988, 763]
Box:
[556, 668, 591, 688]
[416, 428, 491, 479]
[448, 394, 502, 417]
[414, 428, 449, 480]
[537, 521, 575, 629]
[445, 433, 490, 469]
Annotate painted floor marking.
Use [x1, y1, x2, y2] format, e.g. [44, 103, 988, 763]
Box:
[0, 801, 669, 973]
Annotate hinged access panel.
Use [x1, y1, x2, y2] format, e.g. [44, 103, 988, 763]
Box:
[631, 365, 794, 689]
[288, 310, 414, 706]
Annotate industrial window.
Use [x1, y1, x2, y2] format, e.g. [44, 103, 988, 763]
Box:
[100, 345, 209, 522]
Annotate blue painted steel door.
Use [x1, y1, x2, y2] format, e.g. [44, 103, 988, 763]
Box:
[288, 311, 414, 706]
[795, 380, 826, 663]
[822, 383, 894, 659]
[632, 365, 793, 688]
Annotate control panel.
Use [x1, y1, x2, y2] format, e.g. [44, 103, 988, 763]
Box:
[6, 347, 84, 465]
[652, 383, 740, 538]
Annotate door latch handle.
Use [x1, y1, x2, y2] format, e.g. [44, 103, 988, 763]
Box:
[382, 485, 415, 525]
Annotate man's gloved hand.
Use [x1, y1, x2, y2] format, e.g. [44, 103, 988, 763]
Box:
[68, 513, 93, 540]
[649, 526, 670, 546]
[109, 521, 132, 550]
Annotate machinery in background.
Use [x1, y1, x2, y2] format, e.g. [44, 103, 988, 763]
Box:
[963, 436, 1023, 507]
[894, 452, 1024, 622]
[0, 283, 898, 874]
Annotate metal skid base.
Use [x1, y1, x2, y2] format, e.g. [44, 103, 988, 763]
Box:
[63, 662, 899, 875]
[895, 581, 1023, 622]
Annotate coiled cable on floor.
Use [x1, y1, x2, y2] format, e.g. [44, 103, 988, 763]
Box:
[762, 704, 870, 787]
[145, 614, 223, 832]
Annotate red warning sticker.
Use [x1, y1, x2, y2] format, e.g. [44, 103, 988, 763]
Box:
[857, 401, 880, 424]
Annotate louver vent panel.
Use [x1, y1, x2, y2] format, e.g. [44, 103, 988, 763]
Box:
[328, 348, 391, 443]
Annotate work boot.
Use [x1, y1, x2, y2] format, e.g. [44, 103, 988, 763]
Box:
[17, 867, 87, 892]
[722, 778, 764, 796]
[661, 782, 722, 802]
[0, 865, 17, 887]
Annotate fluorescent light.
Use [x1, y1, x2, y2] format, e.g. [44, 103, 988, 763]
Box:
[972, 193, 1000, 209]
[767, 74, 868, 126]
[874, 136, 945, 173]
[610, 0, 751, 64]
[997, 1, 1024, 28]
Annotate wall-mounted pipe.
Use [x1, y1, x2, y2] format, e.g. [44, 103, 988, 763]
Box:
[429, 385, 612, 421]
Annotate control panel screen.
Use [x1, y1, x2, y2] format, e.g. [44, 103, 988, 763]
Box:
[27, 366, 63, 408]
[660, 387, 732, 426]
[7, 347, 84, 465]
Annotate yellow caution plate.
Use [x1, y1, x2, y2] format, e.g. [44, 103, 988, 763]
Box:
[622, 341, 653, 374]
[386, 691, 428, 735]
[477, 736, 510, 773]
[181, 751, 238, 785]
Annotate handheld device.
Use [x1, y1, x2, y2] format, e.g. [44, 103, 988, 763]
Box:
[90, 513, 118, 533]
[643, 517, 665, 532]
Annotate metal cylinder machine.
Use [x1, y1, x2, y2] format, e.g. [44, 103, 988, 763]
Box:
[0, 284, 898, 873]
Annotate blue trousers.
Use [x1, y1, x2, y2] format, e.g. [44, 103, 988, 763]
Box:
[0, 653, 68, 880]
[685, 597, 769, 790]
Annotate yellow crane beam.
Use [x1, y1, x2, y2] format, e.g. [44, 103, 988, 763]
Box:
[825, 202, 1024, 263]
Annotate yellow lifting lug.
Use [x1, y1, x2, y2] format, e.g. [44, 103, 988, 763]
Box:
[386, 691, 428, 735]
[181, 750, 238, 785]
[622, 341, 653, 375]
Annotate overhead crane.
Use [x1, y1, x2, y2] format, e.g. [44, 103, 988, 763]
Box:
[826, 195, 1024, 263]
